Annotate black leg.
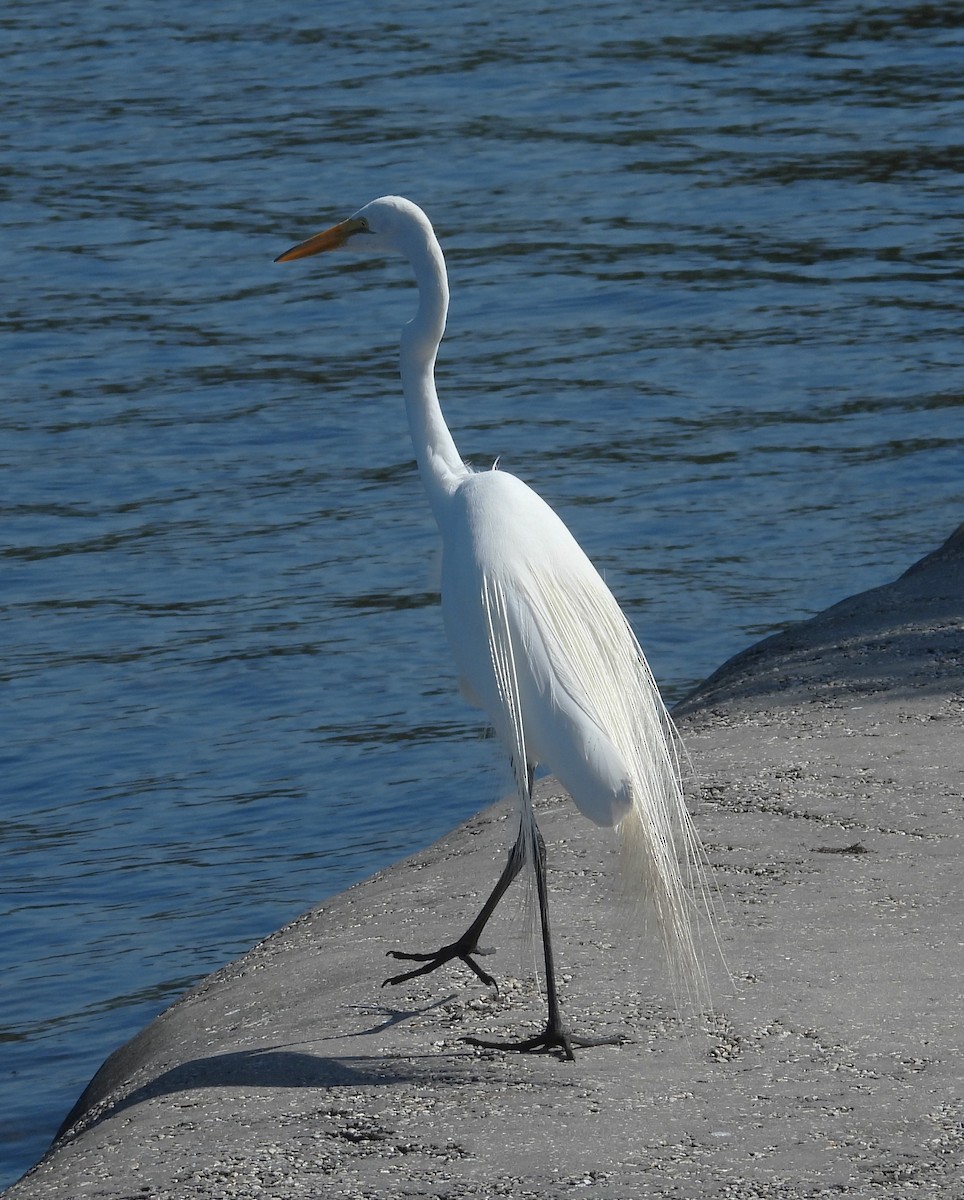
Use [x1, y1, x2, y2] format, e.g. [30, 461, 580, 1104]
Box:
[386, 774, 626, 1059]
[383, 820, 528, 989]
[465, 808, 627, 1060]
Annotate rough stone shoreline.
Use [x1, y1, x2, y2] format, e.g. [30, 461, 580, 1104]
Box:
[5, 526, 962, 1199]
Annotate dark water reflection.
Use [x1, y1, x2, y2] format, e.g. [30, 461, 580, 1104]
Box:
[2, 0, 962, 1182]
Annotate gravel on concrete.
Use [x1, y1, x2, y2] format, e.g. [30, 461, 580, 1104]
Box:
[5, 525, 962, 1200]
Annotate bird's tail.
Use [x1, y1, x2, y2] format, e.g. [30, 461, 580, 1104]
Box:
[613, 647, 718, 1017]
[615, 762, 715, 1015]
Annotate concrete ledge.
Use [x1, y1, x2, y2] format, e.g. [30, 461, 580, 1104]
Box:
[6, 527, 962, 1199]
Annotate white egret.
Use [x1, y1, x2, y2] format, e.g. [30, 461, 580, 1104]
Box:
[276, 196, 710, 1059]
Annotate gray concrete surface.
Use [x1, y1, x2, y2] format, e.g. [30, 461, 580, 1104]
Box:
[5, 525, 962, 1199]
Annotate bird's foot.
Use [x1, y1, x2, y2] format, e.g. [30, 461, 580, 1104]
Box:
[383, 937, 498, 989]
[465, 1021, 629, 1062]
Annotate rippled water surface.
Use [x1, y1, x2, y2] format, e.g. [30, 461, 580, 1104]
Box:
[2, 0, 962, 1183]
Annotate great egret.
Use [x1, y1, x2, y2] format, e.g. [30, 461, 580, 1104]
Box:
[276, 196, 710, 1059]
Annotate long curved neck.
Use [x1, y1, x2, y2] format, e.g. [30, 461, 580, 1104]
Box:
[398, 226, 469, 524]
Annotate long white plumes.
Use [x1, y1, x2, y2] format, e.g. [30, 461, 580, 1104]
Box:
[480, 557, 715, 1016]
[546, 570, 713, 1011]
[479, 576, 543, 880]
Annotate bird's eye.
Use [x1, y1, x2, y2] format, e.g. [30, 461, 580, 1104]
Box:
[356, 218, 370, 233]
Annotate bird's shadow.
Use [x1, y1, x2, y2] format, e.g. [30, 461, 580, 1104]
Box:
[54, 997, 470, 1148]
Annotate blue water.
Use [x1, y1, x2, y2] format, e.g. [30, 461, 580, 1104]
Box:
[2, 0, 962, 1186]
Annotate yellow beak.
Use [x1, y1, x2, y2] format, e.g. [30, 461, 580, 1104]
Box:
[275, 216, 365, 263]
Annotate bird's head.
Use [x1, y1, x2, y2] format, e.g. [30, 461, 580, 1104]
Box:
[275, 195, 432, 263]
